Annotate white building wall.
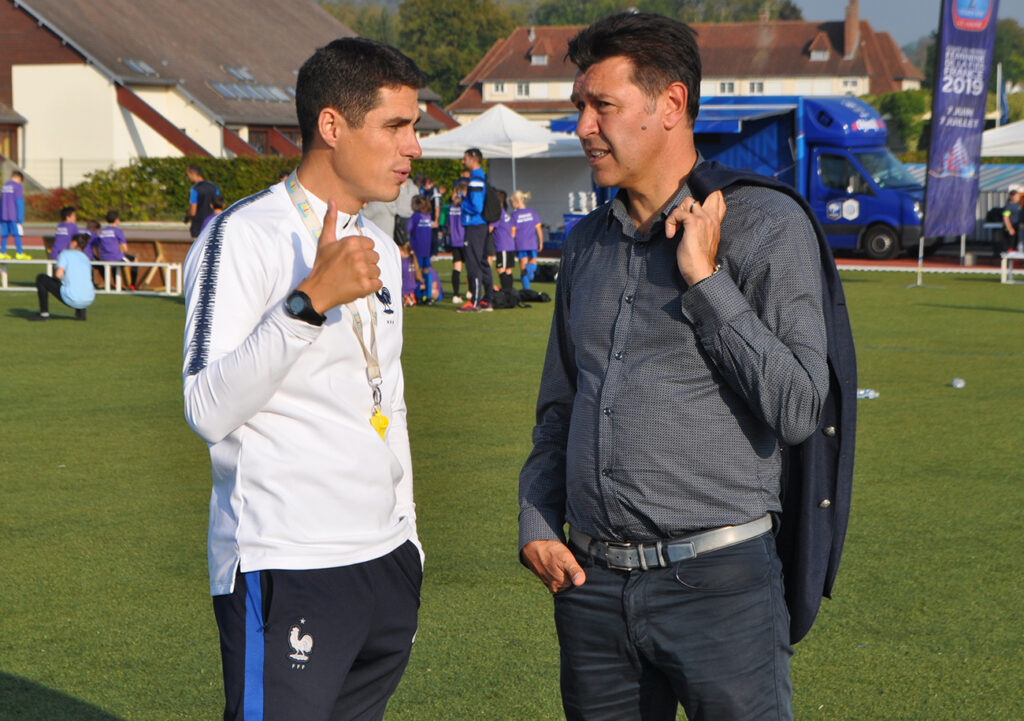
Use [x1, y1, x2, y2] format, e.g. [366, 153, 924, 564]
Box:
[13, 64, 119, 187]
[131, 85, 223, 156]
[13, 65, 225, 187]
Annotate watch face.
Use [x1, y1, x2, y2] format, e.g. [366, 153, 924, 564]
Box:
[287, 293, 306, 314]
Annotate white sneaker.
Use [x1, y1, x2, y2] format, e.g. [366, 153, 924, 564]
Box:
[452, 295, 463, 304]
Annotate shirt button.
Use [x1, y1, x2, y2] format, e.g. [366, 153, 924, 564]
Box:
[624, 294, 634, 304]
[614, 351, 623, 360]
[822, 426, 837, 437]
[818, 498, 832, 509]
[602, 407, 612, 416]
[601, 468, 611, 477]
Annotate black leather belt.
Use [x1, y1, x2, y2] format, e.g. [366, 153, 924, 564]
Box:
[569, 514, 772, 571]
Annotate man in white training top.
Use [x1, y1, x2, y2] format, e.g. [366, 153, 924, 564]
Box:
[182, 38, 425, 721]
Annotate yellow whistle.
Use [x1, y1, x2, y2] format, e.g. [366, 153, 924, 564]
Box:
[370, 410, 389, 440]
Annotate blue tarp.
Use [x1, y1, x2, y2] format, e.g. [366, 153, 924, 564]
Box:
[694, 106, 791, 134]
[549, 106, 791, 135]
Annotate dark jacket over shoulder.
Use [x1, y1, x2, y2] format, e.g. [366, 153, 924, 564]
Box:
[689, 161, 858, 644]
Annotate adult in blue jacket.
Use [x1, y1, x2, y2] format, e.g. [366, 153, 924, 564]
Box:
[457, 148, 493, 311]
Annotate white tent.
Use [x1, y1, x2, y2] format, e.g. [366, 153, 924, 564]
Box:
[981, 119, 1024, 157]
[418, 104, 582, 189]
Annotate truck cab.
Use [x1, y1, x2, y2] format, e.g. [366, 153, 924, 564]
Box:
[695, 96, 924, 259]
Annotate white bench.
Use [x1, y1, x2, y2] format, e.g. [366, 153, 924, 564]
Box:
[1000, 251, 1024, 284]
[0, 258, 183, 295]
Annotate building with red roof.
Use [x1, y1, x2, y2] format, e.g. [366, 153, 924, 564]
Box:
[448, 1, 924, 124]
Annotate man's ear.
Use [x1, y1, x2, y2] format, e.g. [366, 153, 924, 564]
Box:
[662, 81, 689, 131]
[317, 108, 344, 149]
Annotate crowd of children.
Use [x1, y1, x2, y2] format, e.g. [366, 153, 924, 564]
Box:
[395, 175, 544, 309]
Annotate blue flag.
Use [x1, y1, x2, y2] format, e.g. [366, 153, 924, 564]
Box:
[924, 0, 1001, 237]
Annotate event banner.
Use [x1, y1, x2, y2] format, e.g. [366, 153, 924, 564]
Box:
[924, 0, 1000, 237]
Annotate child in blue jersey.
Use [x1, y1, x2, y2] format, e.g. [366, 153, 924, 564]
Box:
[1, 171, 29, 259]
[510, 190, 543, 290]
[52, 206, 79, 259]
[490, 190, 516, 293]
[406, 195, 434, 271]
[31, 231, 95, 321]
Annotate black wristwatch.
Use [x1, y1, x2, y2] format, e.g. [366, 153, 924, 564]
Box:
[284, 290, 326, 326]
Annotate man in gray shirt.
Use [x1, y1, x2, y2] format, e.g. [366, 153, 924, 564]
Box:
[518, 13, 829, 721]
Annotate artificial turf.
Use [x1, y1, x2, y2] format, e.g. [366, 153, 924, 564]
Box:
[0, 258, 1021, 720]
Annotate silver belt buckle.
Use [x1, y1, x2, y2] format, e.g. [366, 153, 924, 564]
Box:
[603, 542, 636, 571]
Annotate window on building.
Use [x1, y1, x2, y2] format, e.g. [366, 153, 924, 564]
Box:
[226, 66, 255, 81]
[531, 54, 548, 66]
[516, 82, 530, 97]
[842, 78, 859, 91]
[248, 129, 268, 155]
[0, 126, 17, 164]
[278, 128, 302, 149]
[719, 81, 735, 94]
[749, 81, 765, 94]
[123, 58, 158, 76]
[493, 81, 506, 94]
[810, 50, 829, 62]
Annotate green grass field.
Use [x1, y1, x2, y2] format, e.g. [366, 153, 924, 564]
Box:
[1, 259, 1022, 720]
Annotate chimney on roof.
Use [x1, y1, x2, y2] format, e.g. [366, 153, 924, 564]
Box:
[528, 26, 536, 42]
[844, 0, 860, 60]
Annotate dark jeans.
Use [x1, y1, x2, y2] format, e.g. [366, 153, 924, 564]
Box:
[463, 223, 492, 306]
[554, 533, 793, 721]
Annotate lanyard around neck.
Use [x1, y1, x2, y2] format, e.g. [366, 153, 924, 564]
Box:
[285, 171, 385, 414]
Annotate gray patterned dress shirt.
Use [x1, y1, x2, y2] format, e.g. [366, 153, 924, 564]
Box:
[518, 182, 830, 547]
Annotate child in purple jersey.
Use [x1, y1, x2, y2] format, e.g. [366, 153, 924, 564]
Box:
[447, 180, 468, 303]
[199, 195, 225, 235]
[398, 240, 421, 307]
[52, 206, 79, 259]
[98, 209, 138, 289]
[1, 171, 28, 259]
[510, 190, 544, 290]
[490, 190, 516, 293]
[406, 195, 434, 270]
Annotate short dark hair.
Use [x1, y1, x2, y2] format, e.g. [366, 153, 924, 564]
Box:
[186, 164, 203, 177]
[568, 12, 702, 123]
[105, 209, 119, 224]
[71, 231, 91, 247]
[11, 171, 23, 180]
[465, 148, 483, 163]
[60, 206, 76, 220]
[296, 37, 426, 148]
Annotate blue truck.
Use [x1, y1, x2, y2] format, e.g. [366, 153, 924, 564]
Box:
[694, 95, 925, 259]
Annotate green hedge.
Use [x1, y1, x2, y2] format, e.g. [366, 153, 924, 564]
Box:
[66, 156, 296, 223]
[28, 156, 471, 223]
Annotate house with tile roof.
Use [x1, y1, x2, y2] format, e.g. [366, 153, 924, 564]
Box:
[0, 0, 453, 188]
[447, 1, 924, 125]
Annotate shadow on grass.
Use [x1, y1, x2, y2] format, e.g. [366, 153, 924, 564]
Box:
[919, 303, 1024, 314]
[3, 307, 81, 321]
[0, 672, 125, 720]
